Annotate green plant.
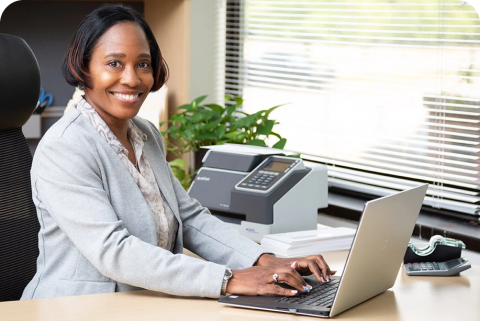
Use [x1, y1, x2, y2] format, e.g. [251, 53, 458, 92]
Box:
[168, 158, 192, 191]
[161, 94, 288, 156]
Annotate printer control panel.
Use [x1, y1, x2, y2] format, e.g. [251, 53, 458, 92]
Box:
[235, 156, 304, 193]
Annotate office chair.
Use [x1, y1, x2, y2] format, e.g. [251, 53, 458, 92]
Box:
[0, 34, 41, 301]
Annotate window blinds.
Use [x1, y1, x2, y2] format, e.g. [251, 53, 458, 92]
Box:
[225, 0, 480, 217]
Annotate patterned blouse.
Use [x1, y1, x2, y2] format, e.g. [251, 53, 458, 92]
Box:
[76, 97, 178, 251]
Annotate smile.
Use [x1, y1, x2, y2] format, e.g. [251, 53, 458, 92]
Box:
[110, 92, 142, 103]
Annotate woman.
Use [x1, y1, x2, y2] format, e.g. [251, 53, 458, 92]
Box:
[21, 4, 334, 300]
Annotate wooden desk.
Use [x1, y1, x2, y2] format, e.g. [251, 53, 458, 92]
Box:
[2, 251, 479, 320]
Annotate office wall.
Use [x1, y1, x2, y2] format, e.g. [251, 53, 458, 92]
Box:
[143, 0, 191, 163]
[189, 0, 225, 105]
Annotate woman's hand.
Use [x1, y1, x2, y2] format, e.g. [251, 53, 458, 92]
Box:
[254, 254, 336, 282]
[225, 266, 313, 296]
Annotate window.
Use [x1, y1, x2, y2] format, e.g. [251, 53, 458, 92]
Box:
[225, 0, 480, 218]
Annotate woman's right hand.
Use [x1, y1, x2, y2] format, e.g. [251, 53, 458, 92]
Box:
[225, 265, 312, 296]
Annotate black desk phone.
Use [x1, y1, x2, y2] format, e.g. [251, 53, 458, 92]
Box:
[403, 235, 471, 276]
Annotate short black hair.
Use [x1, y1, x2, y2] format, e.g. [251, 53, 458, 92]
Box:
[62, 3, 168, 92]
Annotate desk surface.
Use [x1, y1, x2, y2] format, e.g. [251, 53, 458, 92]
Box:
[2, 251, 479, 321]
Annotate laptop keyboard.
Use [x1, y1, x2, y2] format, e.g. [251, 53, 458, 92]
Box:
[275, 279, 340, 307]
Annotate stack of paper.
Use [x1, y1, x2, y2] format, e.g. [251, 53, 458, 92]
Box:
[260, 227, 356, 258]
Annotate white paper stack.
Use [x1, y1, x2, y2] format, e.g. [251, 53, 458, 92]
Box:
[260, 227, 356, 258]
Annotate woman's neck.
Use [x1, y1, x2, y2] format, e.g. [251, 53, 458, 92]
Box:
[83, 95, 129, 143]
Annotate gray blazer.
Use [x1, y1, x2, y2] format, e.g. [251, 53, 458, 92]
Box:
[21, 106, 265, 300]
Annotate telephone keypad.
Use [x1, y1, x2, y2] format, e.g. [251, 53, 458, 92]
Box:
[404, 258, 470, 276]
[236, 157, 302, 193]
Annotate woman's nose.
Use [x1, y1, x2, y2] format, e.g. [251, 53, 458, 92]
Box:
[120, 66, 141, 87]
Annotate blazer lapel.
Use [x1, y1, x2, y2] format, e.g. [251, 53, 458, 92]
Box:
[142, 139, 181, 224]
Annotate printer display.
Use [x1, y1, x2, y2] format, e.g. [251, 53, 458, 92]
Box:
[188, 144, 328, 242]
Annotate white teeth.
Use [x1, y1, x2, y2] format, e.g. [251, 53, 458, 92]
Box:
[113, 93, 138, 101]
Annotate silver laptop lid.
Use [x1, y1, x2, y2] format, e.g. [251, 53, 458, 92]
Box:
[330, 184, 428, 317]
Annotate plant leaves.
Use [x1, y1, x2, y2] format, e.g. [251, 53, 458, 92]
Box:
[171, 115, 187, 124]
[174, 169, 186, 180]
[224, 131, 242, 139]
[166, 94, 288, 159]
[269, 131, 282, 139]
[257, 119, 275, 135]
[177, 103, 193, 111]
[272, 138, 287, 149]
[197, 132, 218, 140]
[181, 129, 193, 140]
[215, 124, 226, 138]
[204, 118, 222, 131]
[226, 105, 236, 117]
[204, 104, 225, 114]
[168, 125, 180, 133]
[198, 109, 214, 122]
[234, 113, 258, 128]
[234, 97, 244, 107]
[169, 158, 186, 168]
[224, 94, 234, 102]
[186, 113, 204, 123]
[247, 139, 267, 147]
[210, 110, 222, 121]
[193, 95, 208, 106]
[264, 103, 289, 118]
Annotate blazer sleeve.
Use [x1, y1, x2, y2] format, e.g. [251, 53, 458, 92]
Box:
[145, 121, 267, 269]
[34, 134, 228, 298]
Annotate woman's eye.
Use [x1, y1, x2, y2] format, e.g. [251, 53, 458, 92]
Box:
[108, 61, 121, 68]
[138, 61, 150, 68]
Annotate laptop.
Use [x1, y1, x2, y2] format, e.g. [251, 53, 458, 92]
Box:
[219, 183, 428, 318]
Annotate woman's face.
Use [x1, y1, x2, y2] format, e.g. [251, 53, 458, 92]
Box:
[84, 22, 154, 124]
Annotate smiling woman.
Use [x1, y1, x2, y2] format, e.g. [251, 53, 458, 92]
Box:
[20, 3, 336, 301]
[61, 6, 167, 164]
[82, 22, 154, 163]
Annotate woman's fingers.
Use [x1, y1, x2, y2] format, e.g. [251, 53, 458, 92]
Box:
[311, 256, 331, 281]
[226, 265, 329, 296]
[295, 255, 334, 282]
[261, 284, 299, 296]
[272, 269, 312, 293]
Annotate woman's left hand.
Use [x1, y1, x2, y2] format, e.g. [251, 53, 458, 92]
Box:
[254, 253, 336, 282]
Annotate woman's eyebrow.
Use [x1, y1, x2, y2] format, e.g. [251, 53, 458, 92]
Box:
[104, 53, 126, 59]
[103, 53, 151, 59]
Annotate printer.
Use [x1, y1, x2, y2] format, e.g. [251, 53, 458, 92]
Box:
[188, 144, 328, 242]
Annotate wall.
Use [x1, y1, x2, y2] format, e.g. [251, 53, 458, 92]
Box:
[189, 0, 225, 105]
[143, 0, 191, 162]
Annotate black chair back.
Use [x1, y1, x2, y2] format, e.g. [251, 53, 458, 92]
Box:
[0, 34, 41, 301]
